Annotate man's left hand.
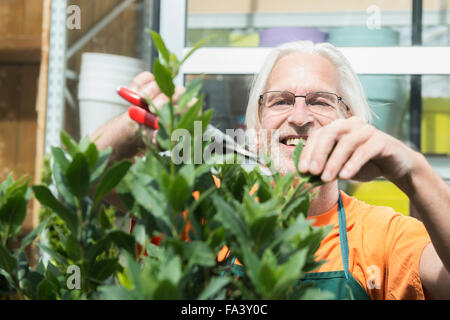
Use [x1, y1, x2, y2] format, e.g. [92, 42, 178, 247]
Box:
[298, 116, 419, 183]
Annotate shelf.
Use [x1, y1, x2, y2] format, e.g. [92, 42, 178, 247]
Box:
[0, 36, 41, 63]
[182, 47, 450, 75]
[187, 10, 447, 29]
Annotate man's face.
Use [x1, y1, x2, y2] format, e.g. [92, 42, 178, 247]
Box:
[259, 53, 345, 174]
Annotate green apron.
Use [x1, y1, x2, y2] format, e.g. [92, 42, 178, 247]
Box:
[226, 193, 371, 300]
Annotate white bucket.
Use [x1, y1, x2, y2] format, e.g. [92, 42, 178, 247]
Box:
[78, 53, 145, 138]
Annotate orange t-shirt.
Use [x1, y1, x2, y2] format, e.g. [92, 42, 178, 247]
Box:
[306, 191, 431, 300]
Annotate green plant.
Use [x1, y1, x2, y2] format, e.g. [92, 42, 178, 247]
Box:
[30, 133, 138, 298]
[38, 156, 69, 262]
[0, 135, 138, 299]
[0, 31, 332, 300]
[99, 31, 333, 300]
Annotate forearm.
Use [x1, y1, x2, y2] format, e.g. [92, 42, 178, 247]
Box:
[90, 112, 144, 164]
[393, 152, 450, 271]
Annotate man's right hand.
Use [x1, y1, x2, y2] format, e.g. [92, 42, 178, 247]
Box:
[90, 71, 185, 161]
[88, 71, 185, 212]
[128, 71, 186, 149]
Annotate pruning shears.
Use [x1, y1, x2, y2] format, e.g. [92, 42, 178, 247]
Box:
[117, 86, 271, 175]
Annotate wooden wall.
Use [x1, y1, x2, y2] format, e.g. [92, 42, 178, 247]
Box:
[0, 64, 40, 181]
[0, 0, 43, 183]
[0, 0, 43, 63]
[0, 0, 44, 234]
[0, 0, 142, 232]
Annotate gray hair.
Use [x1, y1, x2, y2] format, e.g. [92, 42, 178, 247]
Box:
[245, 41, 372, 129]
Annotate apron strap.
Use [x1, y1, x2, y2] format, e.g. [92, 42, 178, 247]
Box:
[337, 192, 350, 280]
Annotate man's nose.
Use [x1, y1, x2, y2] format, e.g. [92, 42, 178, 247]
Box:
[287, 98, 313, 127]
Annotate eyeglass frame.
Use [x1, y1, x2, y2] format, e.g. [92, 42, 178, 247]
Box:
[258, 90, 350, 113]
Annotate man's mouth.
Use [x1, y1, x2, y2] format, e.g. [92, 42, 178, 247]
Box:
[280, 136, 307, 148]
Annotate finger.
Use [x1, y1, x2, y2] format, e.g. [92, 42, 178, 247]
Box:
[129, 72, 154, 91]
[338, 137, 382, 180]
[298, 128, 319, 173]
[138, 81, 161, 99]
[321, 128, 373, 182]
[305, 121, 348, 176]
[173, 85, 186, 104]
[152, 92, 170, 109]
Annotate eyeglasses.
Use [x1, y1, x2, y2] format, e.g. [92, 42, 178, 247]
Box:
[259, 91, 348, 115]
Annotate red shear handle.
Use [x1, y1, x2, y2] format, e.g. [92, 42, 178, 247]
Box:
[128, 106, 159, 130]
[117, 86, 149, 110]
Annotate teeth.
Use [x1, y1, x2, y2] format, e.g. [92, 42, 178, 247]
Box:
[284, 137, 307, 146]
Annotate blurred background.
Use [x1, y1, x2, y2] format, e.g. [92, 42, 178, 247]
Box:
[0, 0, 449, 230]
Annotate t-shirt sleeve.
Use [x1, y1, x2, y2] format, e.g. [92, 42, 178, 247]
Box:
[384, 214, 432, 300]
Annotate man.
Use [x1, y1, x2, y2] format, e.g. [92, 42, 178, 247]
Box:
[92, 41, 450, 300]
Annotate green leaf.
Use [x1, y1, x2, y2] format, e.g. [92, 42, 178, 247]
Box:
[45, 263, 62, 293]
[177, 76, 203, 112]
[60, 131, 79, 157]
[199, 108, 213, 132]
[78, 135, 91, 153]
[250, 216, 278, 250]
[126, 173, 171, 230]
[51, 160, 76, 205]
[149, 30, 171, 66]
[156, 121, 171, 151]
[18, 215, 52, 253]
[273, 248, 308, 298]
[36, 243, 68, 267]
[168, 173, 190, 212]
[108, 230, 136, 258]
[169, 53, 178, 70]
[84, 143, 99, 171]
[131, 223, 146, 247]
[89, 258, 121, 283]
[121, 251, 143, 294]
[175, 96, 204, 132]
[90, 147, 112, 184]
[198, 277, 230, 300]
[0, 173, 14, 199]
[212, 195, 247, 244]
[0, 242, 17, 278]
[51, 147, 69, 172]
[85, 236, 111, 263]
[98, 206, 112, 231]
[32, 185, 79, 234]
[93, 160, 132, 207]
[99, 285, 137, 300]
[159, 256, 181, 284]
[153, 59, 175, 98]
[65, 153, 90, 199]
[36, 279, 57, 300]
[293, 138, 303, 175]
[0, 194, 27, 240]
[153, 279, 180, 300]
[182, 241, 215, 269]
[65, 235, 81, 261]
[177, 34, 216, 73]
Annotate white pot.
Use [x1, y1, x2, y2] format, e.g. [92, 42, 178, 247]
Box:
[78, 53, 145, 138]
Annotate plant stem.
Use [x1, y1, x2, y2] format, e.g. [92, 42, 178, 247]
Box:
[169, 96, 175, 176]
